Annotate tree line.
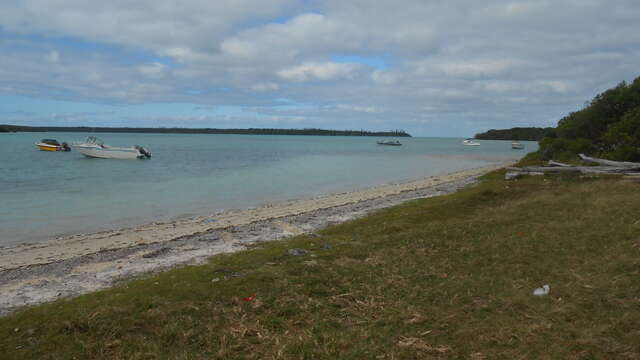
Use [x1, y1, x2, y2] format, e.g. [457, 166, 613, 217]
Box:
[538, 76, 640, 161]
[474, 127, 555, 141]
[475, 75, 640, 162]
[0, 125, 411, 137]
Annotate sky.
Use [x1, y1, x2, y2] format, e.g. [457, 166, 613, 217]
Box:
[1, 0, 639, 137]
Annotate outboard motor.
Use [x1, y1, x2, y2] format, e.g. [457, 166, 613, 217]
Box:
[135, 145, 152, 159]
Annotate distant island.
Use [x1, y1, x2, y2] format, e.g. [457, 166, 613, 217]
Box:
[0, 125, 411, 137]
[474, 127, 555, 141]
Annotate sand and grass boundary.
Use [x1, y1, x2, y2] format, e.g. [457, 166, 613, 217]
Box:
[0, 163, 508, 315]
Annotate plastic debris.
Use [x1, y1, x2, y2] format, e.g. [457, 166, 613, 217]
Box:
[242, 294, 256, 302]
[533, 284, 550, 296]
[287, 248, 308, 256]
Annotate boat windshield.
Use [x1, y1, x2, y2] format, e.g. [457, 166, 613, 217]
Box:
[41, 139, 60, 146]
[85, 136, 104, 146]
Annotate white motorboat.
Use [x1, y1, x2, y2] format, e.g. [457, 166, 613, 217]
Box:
[511, 141, 525, 149]
[462, 139, 480, 146]
[71, 136, 151, 159]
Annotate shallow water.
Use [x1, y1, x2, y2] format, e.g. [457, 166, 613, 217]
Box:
[0, 133, 536, 246]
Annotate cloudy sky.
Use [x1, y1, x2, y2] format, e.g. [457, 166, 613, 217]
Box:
[1, 0, 639, 136]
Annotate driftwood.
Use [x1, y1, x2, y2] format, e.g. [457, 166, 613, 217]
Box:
[578, 153, 640, 168]
[505, 154, 640, 180]
[505, 171, 543, 180]
[519, 166, 634, 173]
[548, 160, 572, 167]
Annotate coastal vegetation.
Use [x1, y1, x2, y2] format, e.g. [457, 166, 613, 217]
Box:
[480, 76, 640, 163]
[537, 77, 640, 161]
[1, 168, 638, 358]
[474, 127, 555, 141]
[0, 125, 411, 137]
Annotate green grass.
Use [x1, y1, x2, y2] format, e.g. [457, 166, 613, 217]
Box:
[1, 169, 640, 359]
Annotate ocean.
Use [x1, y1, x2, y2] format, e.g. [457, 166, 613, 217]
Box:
[0, 132, 536, 247]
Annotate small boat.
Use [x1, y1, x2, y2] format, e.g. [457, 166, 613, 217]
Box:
[377, 140, 402, 146]
[511, 141, 525, 149]
[462, 139, 480, 146]
[35, 139, 70, 152]
[71, 136, 151, 159]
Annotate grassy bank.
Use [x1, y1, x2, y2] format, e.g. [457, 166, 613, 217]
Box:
[1, 169, 639, 359]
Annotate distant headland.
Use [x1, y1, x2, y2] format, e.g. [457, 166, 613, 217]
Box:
[0, 125, 411, 137]
[474, 127, 554, 141]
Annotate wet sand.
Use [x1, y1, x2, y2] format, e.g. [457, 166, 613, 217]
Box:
[0, 163, 508, 315]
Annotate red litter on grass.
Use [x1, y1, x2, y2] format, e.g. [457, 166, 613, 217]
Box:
[242, 294, 256, 302]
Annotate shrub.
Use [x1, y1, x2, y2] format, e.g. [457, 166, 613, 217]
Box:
[538, 137, 594, 161]
[604, 106, 640, 161]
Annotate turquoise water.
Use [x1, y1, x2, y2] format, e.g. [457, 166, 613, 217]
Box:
[0, 133, 537, 246]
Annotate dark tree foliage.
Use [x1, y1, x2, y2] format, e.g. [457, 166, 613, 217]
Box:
[538, 76, 640, 161]
[0, 125, 411, 137]
[604, 106, 640, 161]
[474, 127, 555, 141]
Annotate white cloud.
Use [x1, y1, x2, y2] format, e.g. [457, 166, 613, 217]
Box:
[0, 0, 639, 135]
[538, 80, 572, 94]
[371, 70, 398, 85]
[250, 83, 280, 92]
[137, 62, 168, 79]
[334, 104, 383, 113]
[437, 60, 516, 78]
[277, 62, 361, 82]
[45, 50, 60, 63]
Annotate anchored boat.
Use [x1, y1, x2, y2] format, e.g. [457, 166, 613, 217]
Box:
[71, 136, 151, 159]
[377, 140, 402, 146]
[511, 141, 525, 149]
[35, 139, 70, 152]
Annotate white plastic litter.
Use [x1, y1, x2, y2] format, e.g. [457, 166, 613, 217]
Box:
[533, 284, 550, 296]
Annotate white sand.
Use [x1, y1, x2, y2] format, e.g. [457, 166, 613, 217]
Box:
[0, 164, 506, 271]
[0, 163, 510, 315]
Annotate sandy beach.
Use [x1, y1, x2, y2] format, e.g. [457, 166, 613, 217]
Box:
[0, 163, 507, 315]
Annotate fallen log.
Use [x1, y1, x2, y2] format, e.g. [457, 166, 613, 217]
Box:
[505, 171, 544, 180]
[503, 166, 640, 181]
[548, 160, 572, 167]
[578, 154, 640, 168]
[521, 166, 635, 174]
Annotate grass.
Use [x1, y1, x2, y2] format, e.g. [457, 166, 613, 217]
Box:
[1, 169, 640, 359]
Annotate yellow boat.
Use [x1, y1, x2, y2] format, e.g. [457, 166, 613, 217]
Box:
[35, 139, 70, 152]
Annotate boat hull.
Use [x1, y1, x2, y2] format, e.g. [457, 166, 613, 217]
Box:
[73, 145, 143, 159]
[36, 143, 63, 151]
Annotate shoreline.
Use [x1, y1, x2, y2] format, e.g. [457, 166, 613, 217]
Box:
[0, 163, 508, 315]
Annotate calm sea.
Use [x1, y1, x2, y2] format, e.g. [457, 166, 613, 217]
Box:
[0, 132, 537, 247]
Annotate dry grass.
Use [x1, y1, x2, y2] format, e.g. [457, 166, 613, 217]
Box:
[1, 170, 640, 359]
